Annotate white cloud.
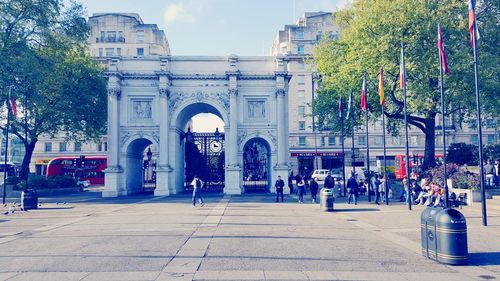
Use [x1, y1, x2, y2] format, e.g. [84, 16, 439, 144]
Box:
[164, 2, 197, 24]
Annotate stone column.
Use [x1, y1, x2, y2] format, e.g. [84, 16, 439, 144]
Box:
[103, 71, 123, 198]
[154, 82, 172, 196]
[225, 59, 242, 194]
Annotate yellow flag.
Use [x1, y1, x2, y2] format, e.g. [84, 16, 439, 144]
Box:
[378, 67, 384, 106]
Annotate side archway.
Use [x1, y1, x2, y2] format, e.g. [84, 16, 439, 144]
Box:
[123, 137, 158, 195]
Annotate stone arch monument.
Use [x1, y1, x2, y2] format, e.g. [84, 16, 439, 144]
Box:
[103, 55, 291, 197]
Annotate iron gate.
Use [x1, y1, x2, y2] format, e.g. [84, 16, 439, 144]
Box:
[143, 160, 156, 192]
[185, 132, 225, 193]
[243, 139, 270, 193]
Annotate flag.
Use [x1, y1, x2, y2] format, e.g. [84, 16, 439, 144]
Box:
[346, 91, 353, 119]
[361, 76, 367, 111]
[438, 24, 450, 76]
[9, 97, 17, 117]
[399, 45, 406, 90]
[468, 0, 478, 47]
[378, 67, 385, 106]
[338, 95, 343, 118]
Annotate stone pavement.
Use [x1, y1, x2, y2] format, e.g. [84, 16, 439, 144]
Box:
[0, 189, 499, 281]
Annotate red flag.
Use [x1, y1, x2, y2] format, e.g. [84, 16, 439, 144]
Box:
[399, 46, 405, 90]
[361, 76, 367, 111]
[10, 97, 17, 117]
[437, 24, 450, 76]
[468, 0, 476, 47]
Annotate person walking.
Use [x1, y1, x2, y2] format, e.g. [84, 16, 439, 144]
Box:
[484, 160, 495, 187]
[372, 175, 381, 205]
[494, 160, 500, 186]
[324, 171, 335, 190]
[191, 175, 204, 207]
[346, 173, 358, 205]
[275, 175, 285, 202]
[297, 176, 306, 203]
[288, 172, 294, 194]
[310, 177, 319, 203]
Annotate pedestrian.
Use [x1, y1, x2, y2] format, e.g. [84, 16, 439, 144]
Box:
[372, 175, 381, 205]
[324, 171, 335, 190]
[297, 176, 305, 203]
[288, 171, 294, 194]
[191, 175, 204, 207]
[379, 175, 386, 203]
[494, 160, 500, 186]
[310, 177, 319, 203]
[275, 175, 285, 202]
[484, 160, 495, 187]
[347, 173, 358, 205]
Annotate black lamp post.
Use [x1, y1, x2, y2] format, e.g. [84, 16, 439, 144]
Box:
[214, 127, 220, 142]
[180, 127, 194, 145]
[147, 146, 152, 162]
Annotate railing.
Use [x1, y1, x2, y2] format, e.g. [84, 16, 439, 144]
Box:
[95, 37, 126, 43]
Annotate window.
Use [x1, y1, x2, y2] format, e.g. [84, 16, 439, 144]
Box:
[321, 136, 325, 146]
[299, 136, 306, 146]
[100, 31, 105, 40]
[116, 48, 122, 56]
[358, 136, 366, 146]
[392, 136, 401, 145]
[118, 31, 124, 42]
[295, 30, 304, 40]
[137, 30, 144, 43]
[44, 142, 52, 152]
[107, 31, 116, 42]
[487, 135, 495, 144]
[104, 142, 108, 152]
[97, 142, 102, 152]
[298, 121, 306, 130]
[98, 48, 103, 57]
[105, 48, 114, 56]
[298, 106, 306, 117]
[411, 136, 418, 145]
[328, 136, 336, 145]
[59, 142, 67, 152]
[74, 142, 82, 152]
[297, 45, 304, 54]
[137, 48, 144, 56]
[375, 136, 383, 145]
[471, 135, 478, 145]
[316, 31, 323, 41]
[297, 75, 305, 85]
[297, 90, 305, 98]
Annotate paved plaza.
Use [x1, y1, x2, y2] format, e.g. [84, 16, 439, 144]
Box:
[0, 189, 499, 281]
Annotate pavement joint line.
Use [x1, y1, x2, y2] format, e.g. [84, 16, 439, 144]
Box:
[0, 195, 169, 245]
[332, 207, 498, 281]
[156, 195, 230, 280]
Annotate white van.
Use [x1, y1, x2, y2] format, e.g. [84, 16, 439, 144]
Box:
[311, 169, 330, 182]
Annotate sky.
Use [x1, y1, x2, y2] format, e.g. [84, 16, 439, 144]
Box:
[79, 0, 349, 132]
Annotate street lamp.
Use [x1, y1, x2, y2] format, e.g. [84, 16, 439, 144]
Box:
[180, 127, 194, 145]
[147, 146, 152, 162]
[214, 127, 220, 142]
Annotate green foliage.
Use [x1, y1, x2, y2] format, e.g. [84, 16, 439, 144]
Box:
[18, 175, 77, 190]
[423, 163, 479, 190]
[484, 144, 500, 161]
[447, 143, 478, 166]
[0, 0, 108, 179]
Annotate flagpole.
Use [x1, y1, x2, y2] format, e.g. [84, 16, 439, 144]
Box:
[2, 86, 13, 205]
[340, 97, 346, 197]
[401, 43, 412, 211]
[471, 6, 487, 226]
[382, 103, 388, 205]
[364, 73, 371, 202]
[439, 27, 449, 208]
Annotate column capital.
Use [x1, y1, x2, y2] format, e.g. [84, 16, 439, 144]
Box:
[107, 88, 121, 99]
[228, 88, 238, 97]
[275, 88, 286, 97]
[159, 88, 170, 98]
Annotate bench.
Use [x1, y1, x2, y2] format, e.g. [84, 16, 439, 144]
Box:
[449, 192, 468, 209]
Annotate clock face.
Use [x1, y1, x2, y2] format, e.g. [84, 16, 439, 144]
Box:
[210, 140, 222, 152]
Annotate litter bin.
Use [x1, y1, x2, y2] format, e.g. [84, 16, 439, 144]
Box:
[21, 189, 38, 210]
[320, 188, 334, 211]
[421, 206, 443, 260]
[435, 208, 468, 265]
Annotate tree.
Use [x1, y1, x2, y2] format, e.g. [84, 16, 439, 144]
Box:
[313, 0, 499, 169]
[483, 144, 500, 161]
[0, 0, 107, 180]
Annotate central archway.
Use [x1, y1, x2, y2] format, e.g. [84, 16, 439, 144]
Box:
[170, 100, 230, 194]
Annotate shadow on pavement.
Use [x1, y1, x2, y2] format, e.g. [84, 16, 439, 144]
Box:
[333, 208, 380, 212]
[468, 252, 500, 266]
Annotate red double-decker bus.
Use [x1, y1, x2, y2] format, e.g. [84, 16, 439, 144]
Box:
[394, 154, 444, 180]
[46, 156, 107, 185]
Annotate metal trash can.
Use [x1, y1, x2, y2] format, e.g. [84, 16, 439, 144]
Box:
[320, 188, 334, 212]
[421, 206, 443, 260]
[21, 189, 38, 210]
[434, 208, 468, 265]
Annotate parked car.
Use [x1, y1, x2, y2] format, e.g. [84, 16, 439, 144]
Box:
[311, 169, 330, 181]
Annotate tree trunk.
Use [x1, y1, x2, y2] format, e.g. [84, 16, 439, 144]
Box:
[422, 117, 436, 169]
[19, 140, 37, 180]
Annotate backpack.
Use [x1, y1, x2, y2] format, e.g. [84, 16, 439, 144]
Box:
[195, 179, 202, 188]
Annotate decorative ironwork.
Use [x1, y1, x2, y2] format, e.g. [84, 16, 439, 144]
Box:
[243, 138, 270, 193]
[185, 132, 225, 193]
[143, 159, 156, 192]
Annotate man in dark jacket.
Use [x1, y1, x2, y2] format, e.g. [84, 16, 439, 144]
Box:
[310, 178, 319, 203]
[275, 175, 285, 202]
[346, 173, 359, 205]
[324, 171, 335, 189]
